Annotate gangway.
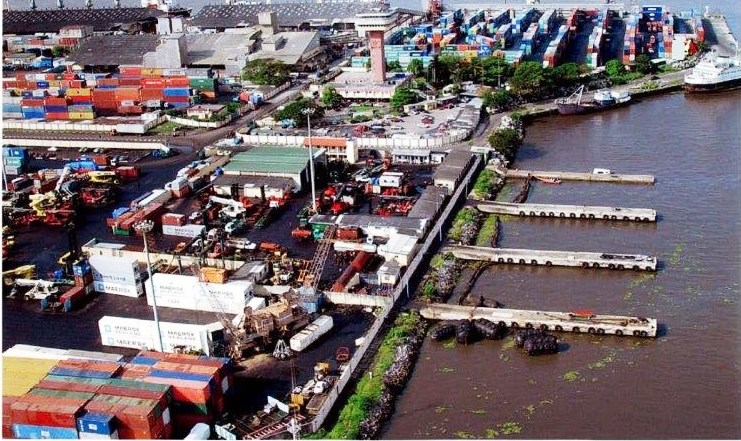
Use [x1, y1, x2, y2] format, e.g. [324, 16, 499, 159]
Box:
[244, 415, 306, 440]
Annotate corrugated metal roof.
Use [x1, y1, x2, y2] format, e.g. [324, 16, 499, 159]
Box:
[224, 146, 317, 175]
[68, 34, 160, 66]
[2, 7, 163, 34]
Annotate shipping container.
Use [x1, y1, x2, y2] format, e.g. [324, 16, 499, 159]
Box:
[148, 273, 253, 314]
[12, 423, 80, 439]
[77, 412, 116, 436]
[161, 224, 205, 238]
[289, 315, 333, 352]
[98, 316, 224, 356]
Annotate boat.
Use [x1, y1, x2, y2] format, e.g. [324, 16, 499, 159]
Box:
[534, 176, 561, 184]
[684, 52, 741, 93]
[555, 85, 632, 115]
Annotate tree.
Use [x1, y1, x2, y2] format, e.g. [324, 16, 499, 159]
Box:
[52, 45, 68, 58]
[483, 89, 515, 111]
[321, 86, 343, 109]
[429, 53, 459, 86]
[487, 127, 522, 160]
[387, 60, 403, 72]
[509, 61, 550, 99]
[242, 59, 290, 86]
[635, 54, 653, 74]
[390, 87, 421, 110]
[275, 98, 324, 126]
[605, 59, 624, 77]
[407, 58, 425, 77]
[552, 62, 581, 84]
[481, 55, 513, 87]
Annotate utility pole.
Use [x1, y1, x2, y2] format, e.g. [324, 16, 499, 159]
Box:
[301, 107, 318, 213]
[135, 220, 165, 352]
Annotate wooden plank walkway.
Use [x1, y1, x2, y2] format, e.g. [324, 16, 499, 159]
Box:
[496, 168, 655, 184]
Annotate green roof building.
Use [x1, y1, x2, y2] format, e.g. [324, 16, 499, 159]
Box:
[222, 146, 326, 191]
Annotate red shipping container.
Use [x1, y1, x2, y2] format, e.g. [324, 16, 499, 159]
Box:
[114, 86, 141, 100]
[91, 154, 109, 166]
[120, 67, 143, 76]
[163, 95, 190, 103]
[74, 273, 94, 287]
[56, 359, 123, 375]
[118, 105, 144, 115]
[34, 379, 104, 394]
[60, 285, 86, 303]
[164, 77, 189, 87]
[141, 377, 211, 405]
[69, 95, 92, 104]
[119, 77, 143, 86]
[45, 112, 69, 120]
[70, 80, 86, 88]
[141, 78, 166, 88]
[84, 400, 168, 439]
[137, 351, 168, 361]
[20, 98, 44, 107]
[15, 73, 26, 81]
[94, 100, 118, 110]
[140, 88, 164, 100]
[116, 166, 140, 180]
[97, 78, 120, 87]
[10, 396, 88, 428]
[119, 364, 153, 379]
[161, 213, 185, 226]
[4, 80, 18, 89]
[93, 88, 116, 98]
[44, 96, 68, 106]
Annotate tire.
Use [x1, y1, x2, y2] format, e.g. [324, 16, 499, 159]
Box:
[519, 211, 525, 216]
[498, 258, 504, 263]
[623, 216, 630, 221]
[635, 217, 641, 221]
[530, 211, 536, 216]
[608, 263, 616, 269]
[531, 259, 538, 265]
[559, 213, 565, 218]
[545, 261, 552, 266]
[498, 321, 506, 327]
[617, 264, 624, 270]
[555, 325, 563, 332]
[588, 327, 596, 334]
[615, 330, 624, 336]
[643, 217, 649, 222]
[573, 327, 581, 333]
[512, 322, 519, 328]
[540, 212, 546, 216]
[548, 212, 555, 217]
[507, 258, 513, 263]
[592, 262, 600, 268]
[633, 330, 641, 336]
[597, 328, 605, 334]
[570, 213, 576, 218]
[525, 323, 534, 329]
[580, 214, 586, 219]
[519, 259, 526, 264]
[633, 265, 640, 271]
[588, 214, 595, 219]
[646, 266, 653, 271]
[611, 215, 617, 220]
[540, 324, 548, 331]
[582, 262, 589, 268]
[603, 215, 609, 220]
[640, 331, 648, 337]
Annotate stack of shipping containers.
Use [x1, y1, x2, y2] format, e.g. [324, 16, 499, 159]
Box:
[624, 13, 638, 64]
[2, 146, 30, 176]
[520, 23, 540, 55]
[2, 352, 234, 439]
[543, 24, 569, 68]
[538, 9, 557, 34]
[89, 254, 144, 298]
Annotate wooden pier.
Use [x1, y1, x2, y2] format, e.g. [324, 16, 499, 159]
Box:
[419, 304, 658, 338]
[496, 168, 656, 184]
[477, 202, 657, 222]
[444, 245, 658, 271]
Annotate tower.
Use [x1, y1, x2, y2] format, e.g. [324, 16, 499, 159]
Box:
[355, 11, 398, 83]
[368, 30, 386, 82]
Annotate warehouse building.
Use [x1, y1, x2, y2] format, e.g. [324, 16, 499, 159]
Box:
[432, 149, 477, 194]
[221, 146, 327, 191]
[211, 174, 297, 199]
[2, 7, 166, 35]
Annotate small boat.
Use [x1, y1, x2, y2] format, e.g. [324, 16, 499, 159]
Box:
[534, 176, 562, 184]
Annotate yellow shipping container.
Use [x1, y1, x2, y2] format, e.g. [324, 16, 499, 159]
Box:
[2, 357, 57, 397]
[141, 68, 156, 76]
[68, 112, 95, 120]
[66, 88, 92, 97]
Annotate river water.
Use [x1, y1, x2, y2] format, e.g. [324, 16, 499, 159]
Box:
[382, 90, 741, 438]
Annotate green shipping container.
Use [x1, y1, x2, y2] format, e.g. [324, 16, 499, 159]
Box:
[27, 388, 96, 401]
[43, 375, 112, 387]
[189, 78, 216, 91]
[3, 157, 24, 167]
[107, 378, 173, 399]
[113, 227, 131, 236]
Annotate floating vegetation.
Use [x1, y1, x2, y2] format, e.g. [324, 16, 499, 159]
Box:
[435, 405, 450, 413]
[471, 409, 487, 415]
[563, 370, 582, 382]
[630, 273, 656, 288]
[455, 430, 475, 439]
[669, 242, 685, 266]
[498, 422, 522, 435]
[439, 367, 456, 374]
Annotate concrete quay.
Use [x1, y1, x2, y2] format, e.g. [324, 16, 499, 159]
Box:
[499, 168, 656, 184]
[443, 245, 658, 271]
[477, 201, 657, 222]
[419, 304, 658, 337]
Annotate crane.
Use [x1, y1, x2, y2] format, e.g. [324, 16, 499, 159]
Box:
[10, 278, 61, 300]
[3, 264, 37, 286]
[209, 196, 247, 218]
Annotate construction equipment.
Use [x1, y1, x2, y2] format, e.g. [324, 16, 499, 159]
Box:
[9, 278, 61, 300]
[209, 196, 247, 218]
[3, 264, 37, 286]
[302, 225, 336, 295]
[272, 339, 292, 360]
[87, 171, 121, 185]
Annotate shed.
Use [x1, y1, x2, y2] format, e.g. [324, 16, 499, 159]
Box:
[222, 146, 326, 191]
[377, 259, 402, 286]
[186, 104, 226, 120]
[377, 233, 419, 266]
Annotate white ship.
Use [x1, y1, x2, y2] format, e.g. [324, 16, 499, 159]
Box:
[684, 52, 741, 93]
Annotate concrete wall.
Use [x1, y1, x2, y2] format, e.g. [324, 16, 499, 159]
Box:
[3, 115, 163, 134]
[166, 114, 234, 129]
[3, 138, 167, 151]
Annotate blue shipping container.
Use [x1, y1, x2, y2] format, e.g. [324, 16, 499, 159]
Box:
[12, 424, 79, 439]
[150, 369, 214, 384]
[77, 412, 116, 435]
[163, 88, 190, 97]
[21, 91, 34, 98]
[3, 104, 23, 113]
[44, 106, 68, 113]
[37, 81, 50, 89]
[130, 355, 159, 366]
[72, 262, 91, 277]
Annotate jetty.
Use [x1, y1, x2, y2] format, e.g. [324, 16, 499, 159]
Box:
[419, 304, 657, 337]
[444, 245, 658, 271]
[477, 202, 657, 222]
[497, 168, 656, 184]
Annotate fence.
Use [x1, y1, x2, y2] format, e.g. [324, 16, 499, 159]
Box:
[308, 153, 483, 433]
[165, 113, 235, 129]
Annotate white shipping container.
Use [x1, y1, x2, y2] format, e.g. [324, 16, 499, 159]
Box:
[149, 273, 253, 314]
[379, 172, 403, 187]
[90, 255, 140, 285]
[289, 315, 334, 352]
[162, 224, 206, 238]
[78, 430, 120, 439]
[137, 188, 172, 208]
[93, 280, 144, 297]
[98, 316, 223, 355]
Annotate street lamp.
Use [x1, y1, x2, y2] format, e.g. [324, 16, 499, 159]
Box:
[135, 220, 164, 352]
[302, 107, 318, 213]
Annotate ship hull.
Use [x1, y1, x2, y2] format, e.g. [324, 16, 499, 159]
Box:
[556, 99, 631, 115]
[683, 76, 741, 93]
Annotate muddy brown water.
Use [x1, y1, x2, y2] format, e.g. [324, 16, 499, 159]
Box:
[383, 91, 741, 439]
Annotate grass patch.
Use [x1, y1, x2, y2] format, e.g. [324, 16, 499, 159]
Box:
[325, 312, 422, 439]
[473, 169, 497, 200]
[455, 431, 475, 439]
[498, 422, 522, 436]
[501, 338, 516, 351]
[476, 215, 498, 247]
[563, 370, 582, 382]
[669, 242, 685, 266]
[442, 340, 456, 349]
[149, 120, 188, 134]
[449, 207, 479, 241]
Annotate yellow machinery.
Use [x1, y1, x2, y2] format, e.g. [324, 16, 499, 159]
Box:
[3, 265, 37, 286]
[87, 171, 121, 185]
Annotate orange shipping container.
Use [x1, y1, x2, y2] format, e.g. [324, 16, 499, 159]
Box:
[120, 67, 143, 76]
[164, 77, 189, 87]
[141, 376, 211, 405]
[114, 87, 142, 100]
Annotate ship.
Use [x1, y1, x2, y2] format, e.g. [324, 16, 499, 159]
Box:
[555, 85, 632, 115]
[684, 52, 741, 93]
